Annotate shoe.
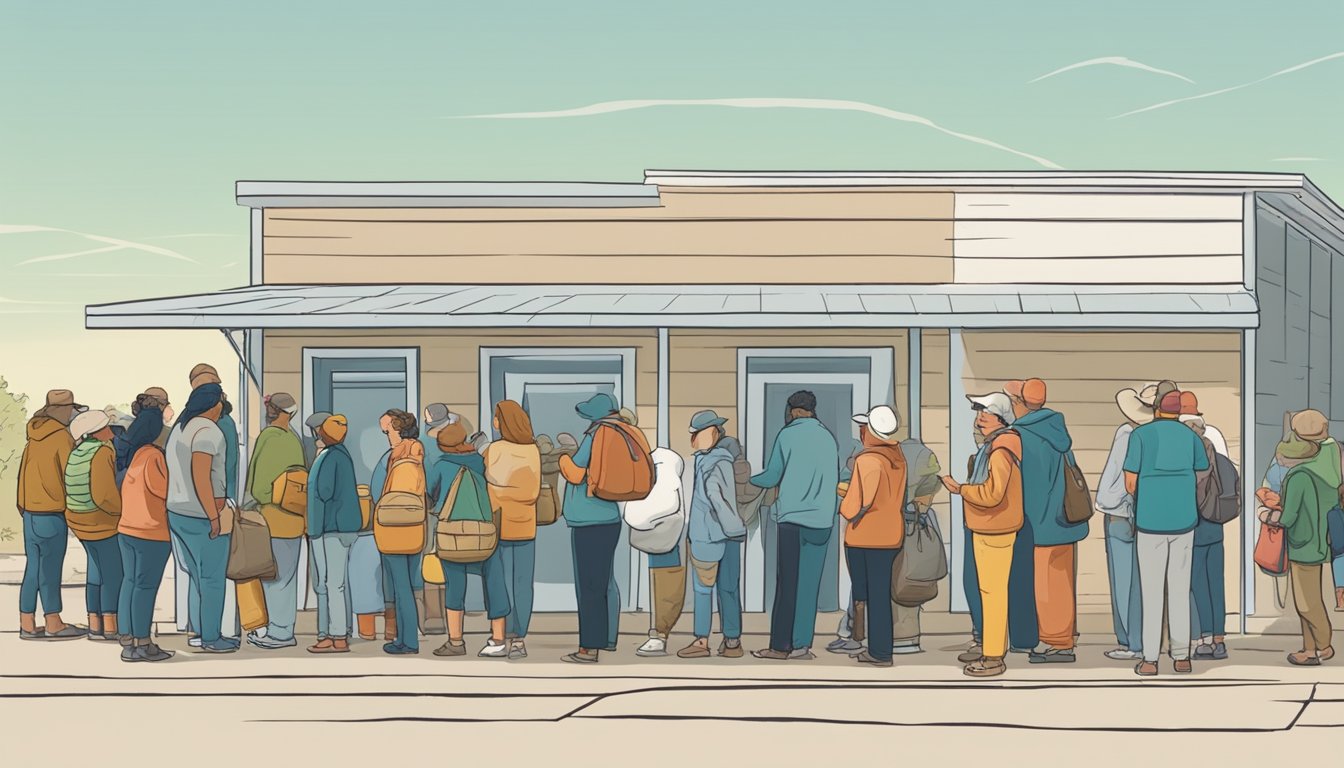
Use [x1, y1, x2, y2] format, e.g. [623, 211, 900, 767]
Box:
[1193, 642, 1228, 660]
[1134, 661, 1159, 676]
[249, 634, 297, 650]
[19, 628, 46, 641]
[1028, 648, 1076, 664]
[383, 642, 418, 655]
[478, 640, 509, 658]
[508, 640, 528, 660]
[1008, 646, 1032, 655]
[118, 634, 134, 648]
[1173, 659, 1193, 674]
[827, 638, 864, 654]
[433, 640, 466, 657]
[562, 650, 599, 664]
[636, 636, 668, 657]
[956, 645, 984, 664]
[891, 644, 923, 655]
[199, 640, 239, 654]
[1105, 648, 1143, 661]
[1288, 650, 1323, 666]
[88, 630, 117, 643]
[718, 640, 744, 658]
[121, 645, 142, 662]
[188, 635, 203, 648]
[788, 648, 816, 660]
[677, 640, 711, 659]
[1321, 646, 1335, 662]
[141, 643, 175, 662]
[964, 657, 1006, 677]
[752, 648, 790, 660]
[853, 651, 893, 668]
[307, 638, 349, 654]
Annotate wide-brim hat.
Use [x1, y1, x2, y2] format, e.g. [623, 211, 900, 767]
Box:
[1277, 432, 1320, 461]
[1291, 409, 1331, 442]
[37, 389, 88, 418]
[1137, 380, 1179, 408]
[1115, 387, 1155, 426]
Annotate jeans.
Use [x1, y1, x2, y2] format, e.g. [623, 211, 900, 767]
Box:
[1137, 530, 1194, 663]
[499, 540, 536, 638]
[311, 532, 357, 639]
[963, 521, 1039, 650]
[169, 527, 200, 634]
[974, 532, 1017, 658]
[81, 536, 123, 616]
[846, 546, 899, 661]
[261, 538, 304, 642]
[168, 513, 231, 644]
[382, 553, 419, 650]
[117, 535, 171, 639]
[1104, 515, 1143, 652]
[1190, 540, 1226, 639]
[571, 523, 621, 650]
[1335, 556, 1344, 592]
[769, 522, 832, 652]
[571, 533, 622, 648]
[20, 512, 67, 615]
[692, 541, 742, 640]
[442, 549, 511, 619]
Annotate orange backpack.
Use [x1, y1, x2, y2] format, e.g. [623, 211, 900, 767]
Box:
[586, 419, 655, 502]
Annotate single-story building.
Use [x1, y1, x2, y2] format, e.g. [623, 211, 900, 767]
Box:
[87, 170, 1344, 634]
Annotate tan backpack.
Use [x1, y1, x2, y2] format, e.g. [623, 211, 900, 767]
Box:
[270, 467, 308, 516]
[435, 468, 499, 564]
[585, 419, 655, 502]
[376, 458, 426, 527]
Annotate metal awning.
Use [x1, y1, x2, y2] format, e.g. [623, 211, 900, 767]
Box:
[85, 283, 1259, 330]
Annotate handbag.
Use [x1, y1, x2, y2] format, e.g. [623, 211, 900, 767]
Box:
[892, 507, 947, 607]
[1061, 452, 1094, 525]
[536, 483, 559, 526]
[1253, 521, 1288, 576]
[227, 507, 277, 581]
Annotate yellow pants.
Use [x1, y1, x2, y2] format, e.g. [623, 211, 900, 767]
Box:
[973, 531, 1017, 659]
[237, 579, 268, 632]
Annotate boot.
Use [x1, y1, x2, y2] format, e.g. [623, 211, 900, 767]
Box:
[356, 613, 378, 641]
[1336, 587, 1344, 612]
[384, 605, 397, 642]
[421, 585, 447, 635]
[852, 601, 867, 644]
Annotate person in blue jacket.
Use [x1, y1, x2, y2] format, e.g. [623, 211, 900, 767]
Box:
[750, 390, 839, 660]
[306, 415, 362, 654]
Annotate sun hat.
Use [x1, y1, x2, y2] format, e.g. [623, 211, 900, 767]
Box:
[1291, 409, 1331, 442]
[70, 409, 111, 441]
[688, 409, 729, 434]
[853, 405, 900, 441]
[1277, 432, 1320, 461]
[1114, 388, 1154, 426]
[36, 389, 88, 420]
[967, 393, 1015, 426]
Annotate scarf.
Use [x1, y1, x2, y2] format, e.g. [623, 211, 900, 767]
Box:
[176, 383, 223, 430]
[969, 427, 1014, 485]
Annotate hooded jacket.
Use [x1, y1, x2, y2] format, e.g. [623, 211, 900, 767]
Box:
[688, 444, 746, 552]
[839, 432, 907, 549]
[17, 416, 76, 514]
[961, 430, 1024, 536]
[1279, 462, 1335, 565]
[1012, 408, 1089, 546]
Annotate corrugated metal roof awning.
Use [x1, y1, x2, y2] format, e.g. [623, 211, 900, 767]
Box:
[86, 284, 1259, 330]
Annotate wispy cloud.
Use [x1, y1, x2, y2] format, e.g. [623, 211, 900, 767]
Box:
[1270, 156, 1327, 162]
[139, 233, 240, 241]
[0, 224, 199, 266]
[449, 97, 1062, 169]
[1030, 56, 1194, 85]
[1114, 51, 1344, 119]
[0, 296, 73, 315]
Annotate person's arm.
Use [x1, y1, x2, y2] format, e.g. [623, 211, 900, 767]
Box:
[246, 429, 272, 506]
[1122, 429, 1143, 498]
[1276, 473, 1306, 531]
[558, 435, 592, 485]
[839, 455, 880, 522]
[146, 450, 169, 503]
[704, 461, 737, 526]
[16, 444, 28, 512]
[1094, 428, 1130, 513]
[314, 452, 337, 503]
[90, 446, 121, 515]
[750, 433, 786, 489]
[959, 449, 1015, 509]
[1192, 433, 1210, 472]
[191, 453, 221, 537]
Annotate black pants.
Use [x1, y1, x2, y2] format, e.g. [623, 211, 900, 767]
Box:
[769, 522, 831, 652]
[572, 522, 621, 650]
[846, 545, 900, 661]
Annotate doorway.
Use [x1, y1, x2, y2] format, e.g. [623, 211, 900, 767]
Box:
[302, 349, 419, 483]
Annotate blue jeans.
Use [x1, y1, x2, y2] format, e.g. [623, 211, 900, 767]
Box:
[1190, 540, 1226, 639]
[261, 538, 304, 642]
[382, 553, 419, 650]
[963, 520, 1039, 650]
[770, 523, 832, 652]
[311, 532, 356, 639]
[168, 513, 231, 644]
[117, 535, 171, 639]
[499, 540, 536, 638]
[169, 528, 200, 634]
[442, 549, 511, 619]
[20, 512, 67, 615]
[1335, 556, 1344, 590]
[1104, 515, 1143, 652]
[81, 535, 123, 616]
[692, 541, 742, 640]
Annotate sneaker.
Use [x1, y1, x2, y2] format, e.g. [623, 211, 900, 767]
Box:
[199, 640, 239, 654]
[141, 644, 175, 662]
[478, 640, 509, 658]
[249, 634, 297, 650]
[827, 638, 864, 654]
[1193, 643, 1228, 660]
[964, 657, 1006, 677]
[956, 645, 984, 664]
[508, 640, 528, 660]
[677, 640, 711, 659]
[718, 640, 744, 658]
[1028, 647, 1076, 664]
[188, 635, 203, 648]
[636, 636, 668, 657]
[853, 651, 893, 668]
[1106, 648, 1142, 661]
[1134, 661, 1159, 676]
[433, 640, 466, 657]
[562, 650, 599, 664]
[788, 648, 816, 661]
[752, 648, 790, 660]
[891, 644, 923, 655]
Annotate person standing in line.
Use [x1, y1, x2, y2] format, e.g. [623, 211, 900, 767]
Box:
[1124, 390, 1208, 676]
[750, 391, 839, 661]
[302, 411, 332, 469]
[183, 365, 242, 642]
[838, 406, 907, 668]
[677, 410, 746, 660]
[116, 405, 175, 662]
[943, 393, 1024, 678]
[166, 383, 237, 654]
[65, 409, 124, 642]
[484, 400, 541, 660]
[306, 415, 361, 654]
[631, 431, 689, 658]
[373, 409, 426, 653]
[1266, 429, 1335, 666]
[1096, 386, 1156, 662]
[244, 393, 307, 650]
[17, 390, 88, 641]
[1288, 410, 1344, 612]
[1181, 411, 1229, 661]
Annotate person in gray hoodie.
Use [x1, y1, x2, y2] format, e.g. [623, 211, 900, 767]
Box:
[677, 410, 746, 659]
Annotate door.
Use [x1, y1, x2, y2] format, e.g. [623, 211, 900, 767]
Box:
[305, 351, 418, 483]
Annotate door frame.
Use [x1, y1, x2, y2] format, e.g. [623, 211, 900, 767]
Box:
[736, 347, 896, 613]
[300, 347, 421, 444]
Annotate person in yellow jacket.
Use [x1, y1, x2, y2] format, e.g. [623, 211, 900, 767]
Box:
[243, 393, 306, 650]
[65, 410, 124, 642]
[484, 400, 541, 660]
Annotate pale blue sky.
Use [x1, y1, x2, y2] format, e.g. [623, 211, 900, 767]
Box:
[1, 1, 1341, 405]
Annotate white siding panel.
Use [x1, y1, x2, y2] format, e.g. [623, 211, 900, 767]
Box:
[954, 255, 1244, 284]
[953, 221, 1243, 259]
[954, 193, 1244, 221]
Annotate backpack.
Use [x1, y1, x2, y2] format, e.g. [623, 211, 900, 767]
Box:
[585, 419, 655, 502]
[1061, 452, 1094, 525]
[375, 458, 427, 527]
[1205, 452, 1242, 525]
[435, 468, 499, 563]
[892, 505, 946, 607]
[271, 466, 309, 517]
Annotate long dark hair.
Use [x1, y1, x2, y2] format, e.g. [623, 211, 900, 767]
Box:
[175, 383, 223, 431]
[117, 407, 164, 474]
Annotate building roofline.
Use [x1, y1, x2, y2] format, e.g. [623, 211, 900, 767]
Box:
[235, 181, 662, 209]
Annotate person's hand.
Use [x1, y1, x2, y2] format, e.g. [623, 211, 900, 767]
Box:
[940, 475, 961, 495]
[214, 498, 227, 514]
[208, 515, 221, 539]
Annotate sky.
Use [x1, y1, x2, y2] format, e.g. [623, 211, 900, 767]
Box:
[1, 0, 1342, 410]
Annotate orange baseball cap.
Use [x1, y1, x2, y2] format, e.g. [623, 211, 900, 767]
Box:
[1005, 379, 1047, 408]
[1180, 391, 1201, 416]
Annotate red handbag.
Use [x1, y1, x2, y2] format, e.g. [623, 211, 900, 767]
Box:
[1253, 522, 1288, 575]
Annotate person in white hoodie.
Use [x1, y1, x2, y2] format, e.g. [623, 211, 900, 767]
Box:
[622, 411, 689, 658]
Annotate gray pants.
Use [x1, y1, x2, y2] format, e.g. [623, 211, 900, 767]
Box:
[312, 533, 357, 640]
[1137, 530, 1194, 663]
[261, 538, 304, 642]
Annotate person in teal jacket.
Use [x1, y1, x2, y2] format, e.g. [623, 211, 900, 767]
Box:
[749, 390, 838, 660]
[306, 415, 362, 654]
[1006, 379, 1084, 663]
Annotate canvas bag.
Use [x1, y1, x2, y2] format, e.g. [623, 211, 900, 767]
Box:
[227, 507, 277, 581]
[536, 483, 560, 526]
[270, 466, 308, 517]
[892, 505, 947, 607]
[585, 419, 655, 502]
[376, 459, 427, 527]
[435, 468, 499, 564]
[1061, 452, 1094, 525]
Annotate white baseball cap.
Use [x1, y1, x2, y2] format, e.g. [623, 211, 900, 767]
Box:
[69, 410, 111, 441]
[853, 405, 900, 440]
[967, 392, 1015, 426]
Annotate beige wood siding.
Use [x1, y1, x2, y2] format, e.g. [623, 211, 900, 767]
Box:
[952, 193, 1245, 284]
[918, 329, 953, 613]
[261, 190, 955, 285]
